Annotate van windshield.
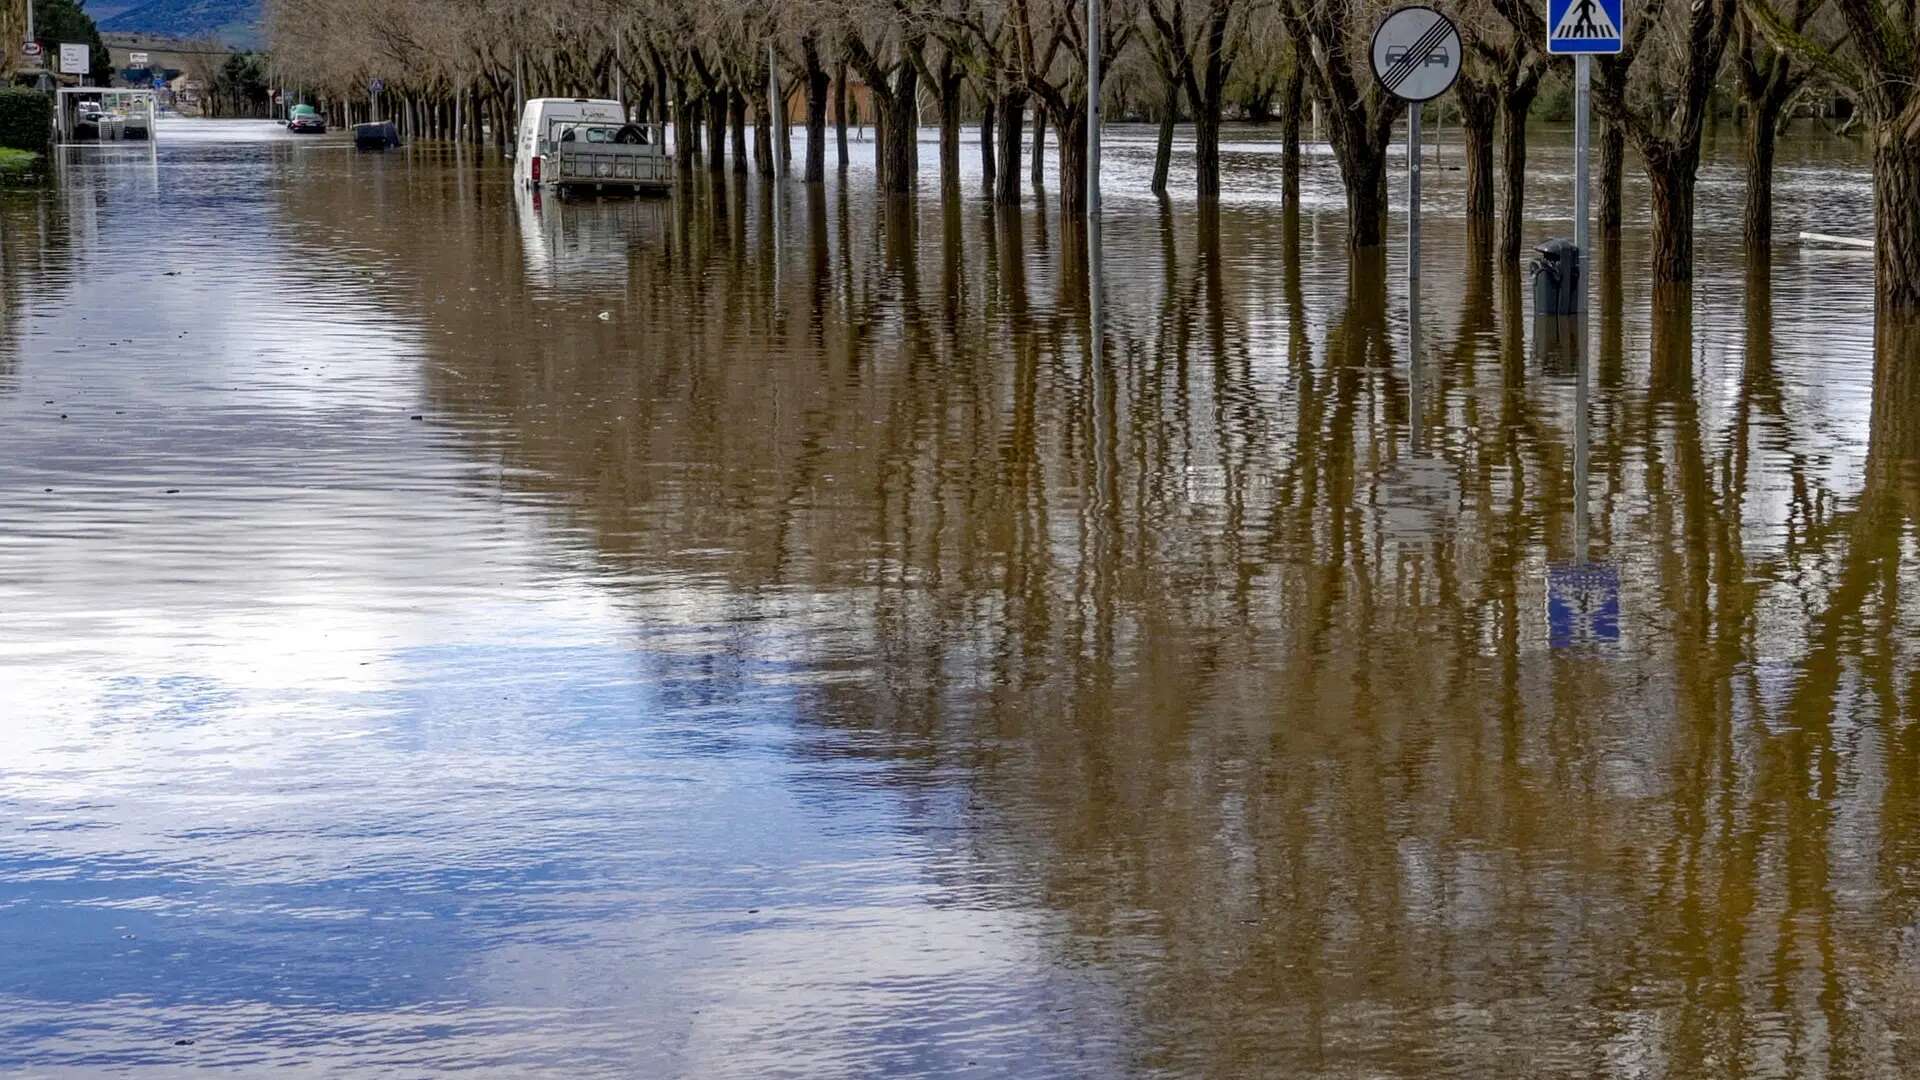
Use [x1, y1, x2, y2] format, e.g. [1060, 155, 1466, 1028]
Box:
[550, 122, 648, 146]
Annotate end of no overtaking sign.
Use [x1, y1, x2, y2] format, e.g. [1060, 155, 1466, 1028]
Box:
[1370, 7, 1462, 103]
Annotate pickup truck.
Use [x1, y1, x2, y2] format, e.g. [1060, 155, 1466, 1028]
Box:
[516, 99, 671, 194]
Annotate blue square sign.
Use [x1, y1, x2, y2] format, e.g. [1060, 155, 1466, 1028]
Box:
[1548, 0, 1623, 53]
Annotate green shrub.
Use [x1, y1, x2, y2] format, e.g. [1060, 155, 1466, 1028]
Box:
[0, 87, 53, 155]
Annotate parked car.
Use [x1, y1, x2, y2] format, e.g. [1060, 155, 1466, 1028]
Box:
[288, 105, 326, 134]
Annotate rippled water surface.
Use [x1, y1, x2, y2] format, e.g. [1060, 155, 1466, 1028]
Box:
[3, 119, 1918, 1077]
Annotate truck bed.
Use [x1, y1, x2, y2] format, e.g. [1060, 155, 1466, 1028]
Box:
[546, 144, 672, 191]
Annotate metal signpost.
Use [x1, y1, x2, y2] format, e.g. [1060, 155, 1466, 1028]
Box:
[1371, 5, 1460, 452]
[1369, 7, 1461, 286]
[1547, 0, 1623, 313]
[1087, 0, 1102, 224]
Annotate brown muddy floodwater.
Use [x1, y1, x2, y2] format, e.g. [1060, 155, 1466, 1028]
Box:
[3, 118, 1919, 1077]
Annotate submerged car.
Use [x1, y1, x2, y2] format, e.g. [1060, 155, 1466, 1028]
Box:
[288, 105, 326, 134]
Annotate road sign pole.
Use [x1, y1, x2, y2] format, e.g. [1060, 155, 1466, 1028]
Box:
[1573, 54, 1590, 312]
[1408, 103, 1421, 283]
[24, 4, 49, 93]
[1087, 0, 1102, 223]
[767, 42, 783, 180]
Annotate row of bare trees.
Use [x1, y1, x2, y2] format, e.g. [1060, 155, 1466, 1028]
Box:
[263, 0, 1919, 312]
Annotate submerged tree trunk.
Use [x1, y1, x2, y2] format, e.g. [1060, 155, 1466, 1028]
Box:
[833, 64, 850, 170]
[802, 37, 829, 183]
[1875, 133, 1920, 313]
[754, 99, 774, 177]
[1346, 156, 1388, 249]
[879, 66, 919, 195]
[1278, 62, 1304, 203]
[1030, 109, 1046, 188]
[995, 93, 1026, 205]
[1498, 87, 1538, 263]
[1052, 106, 1089, 215]
[706, 88, 728, 171]
[1646, 149, 1701, 283]
[935, 57, 962, 197]
[673, 82, 696, 174]
[731, 90, 750, 174]
[1188, 8, 1230, 202]
[1743, 102, 1780, 251]
[1598, 116, 1625, 238]
[1151, 78, 1178, 196]
[1459, 79, 1496, 244]
[1194, 108, 1221, 201]
[980, 97, 997, 193]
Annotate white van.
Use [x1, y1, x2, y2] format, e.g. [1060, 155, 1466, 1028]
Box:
[515, 98, 671, 193]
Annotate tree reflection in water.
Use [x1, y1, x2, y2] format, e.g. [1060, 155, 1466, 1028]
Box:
[293, 162, 1920, 1074]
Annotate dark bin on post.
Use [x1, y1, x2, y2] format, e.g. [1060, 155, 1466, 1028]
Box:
[1530, 238, 1583, 316]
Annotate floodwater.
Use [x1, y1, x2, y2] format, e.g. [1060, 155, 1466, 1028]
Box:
[2, 118, 1916, 1077]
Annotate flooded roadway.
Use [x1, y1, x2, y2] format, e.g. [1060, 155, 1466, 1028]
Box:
[2, 118, 1917, 1077]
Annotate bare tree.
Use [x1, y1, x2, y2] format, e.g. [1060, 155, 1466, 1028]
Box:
[1278, 0, 1403, 248]
[1745, 0, 1920, 311]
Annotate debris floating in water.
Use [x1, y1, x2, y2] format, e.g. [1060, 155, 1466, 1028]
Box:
[1797, 231, 1873, 250]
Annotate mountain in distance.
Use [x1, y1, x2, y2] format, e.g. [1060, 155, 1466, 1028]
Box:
[96, 0, 265, 47]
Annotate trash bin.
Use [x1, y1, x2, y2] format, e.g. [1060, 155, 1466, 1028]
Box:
[1530, 238, 1583, 316]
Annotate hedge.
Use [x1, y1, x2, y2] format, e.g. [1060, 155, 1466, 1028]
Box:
[0, 87, 53, 155]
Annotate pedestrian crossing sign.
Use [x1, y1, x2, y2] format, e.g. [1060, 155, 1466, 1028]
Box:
[1548, 0, 1623, 53]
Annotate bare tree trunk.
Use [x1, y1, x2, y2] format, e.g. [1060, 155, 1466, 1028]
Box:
[980, 95, 997, 193]
[1646, 149, 1700, 283]
[1052, 106, 1088, 215]
[995, 92, 1025, 205]
[753, 97, 774, 177]
[1278, 62, 1303, 203]
[1598, 116, 1625, 238]
[1346, 156, 1388, 248]
[1030, 108, 1046, 188]
[936, 57, 962, 197]
[1194, 106, 1221, 201]
[833, 64, 849, 170]
[731, 90, 750, 174]
[1459, 81, 1496, 244]
[674, 80, 696, 173]
[1743, 101, 1780, 252]
[803, 37, 829, 183]
[877, 64, 919, 195]
[1874, 133, 1920, 313]
[706, 88, 727, 171]
[1190, 10, 1229, 202]
[1151, 77, 1177, 196]
[1498, 87, 1537, 263]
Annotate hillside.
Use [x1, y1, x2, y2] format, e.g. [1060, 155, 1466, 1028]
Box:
[97, 0, 263, 46]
